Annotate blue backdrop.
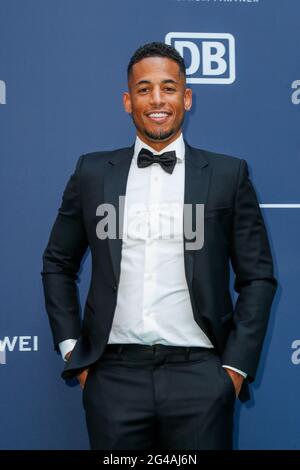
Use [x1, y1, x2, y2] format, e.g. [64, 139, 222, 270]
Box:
[0, 0, 299, 450]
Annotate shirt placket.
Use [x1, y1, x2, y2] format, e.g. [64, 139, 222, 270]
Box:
[142, 162, 163, 342]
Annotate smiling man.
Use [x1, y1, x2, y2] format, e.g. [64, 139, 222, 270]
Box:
[123, 53, 191, 148]
[42, 42, 277, 450]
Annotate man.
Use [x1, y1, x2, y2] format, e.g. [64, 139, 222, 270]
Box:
[41, 42, 277, 450]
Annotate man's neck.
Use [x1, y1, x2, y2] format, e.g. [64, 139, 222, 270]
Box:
[136, 130, 182, 152]
[137, 131, 181, 152]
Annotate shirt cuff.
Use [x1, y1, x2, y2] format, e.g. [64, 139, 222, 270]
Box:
[222, 365, 247, 379]
[59, 339, 77, 362]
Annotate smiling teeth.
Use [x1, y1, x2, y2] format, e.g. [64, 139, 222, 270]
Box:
[149, 113, 168, 117]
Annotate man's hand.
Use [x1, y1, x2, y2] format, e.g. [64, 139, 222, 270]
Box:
[223, 367, 244, 398]
[76, 368, 89, 389]
[64, 350, 89, 389]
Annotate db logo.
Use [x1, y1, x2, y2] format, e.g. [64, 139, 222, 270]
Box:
[165, 32, 236, 85]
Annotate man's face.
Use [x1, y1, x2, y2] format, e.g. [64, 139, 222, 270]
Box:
[123, 56, 192, 151]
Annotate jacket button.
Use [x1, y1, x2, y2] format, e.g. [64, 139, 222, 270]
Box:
[112, 285, 117, 292]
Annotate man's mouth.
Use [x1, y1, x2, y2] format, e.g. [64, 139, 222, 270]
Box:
[146, 111, 171, 124]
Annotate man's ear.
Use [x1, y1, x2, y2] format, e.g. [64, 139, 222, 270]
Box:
[123, 92, 132, 114]
[184, 88, 192, 111]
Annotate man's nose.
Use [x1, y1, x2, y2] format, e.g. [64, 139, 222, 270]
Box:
[150, 87, 165, 106]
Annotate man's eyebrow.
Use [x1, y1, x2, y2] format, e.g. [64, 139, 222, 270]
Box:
[134, 80, 151, 87]
[161, 79, 178, 85]
[134, 79, 178, 87]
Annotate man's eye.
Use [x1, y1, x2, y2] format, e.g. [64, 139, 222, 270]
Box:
[165, 88, 176, 93]
[138, 88, 149, 93]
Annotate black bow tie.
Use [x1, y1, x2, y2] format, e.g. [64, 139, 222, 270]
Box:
[137, 148, 177, 174]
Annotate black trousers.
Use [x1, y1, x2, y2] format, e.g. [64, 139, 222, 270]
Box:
[82, 344, 236, 450]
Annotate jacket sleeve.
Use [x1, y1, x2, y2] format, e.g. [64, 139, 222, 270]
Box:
[221, 159, 277, 381]
[41, 155, 88, 350]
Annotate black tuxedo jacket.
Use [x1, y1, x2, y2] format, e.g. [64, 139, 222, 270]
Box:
[41, 141, 277, 402]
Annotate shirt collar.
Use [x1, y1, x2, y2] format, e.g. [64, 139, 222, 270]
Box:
[133, 133, 185, 163]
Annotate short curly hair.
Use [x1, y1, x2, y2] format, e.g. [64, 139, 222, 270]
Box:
[127, 42, 186, 79]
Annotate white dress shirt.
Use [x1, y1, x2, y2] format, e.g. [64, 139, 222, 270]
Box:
[59, 134, 246, 378]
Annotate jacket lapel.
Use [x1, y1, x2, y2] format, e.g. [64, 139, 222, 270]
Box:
[183, 141, 210, 286]
[104, 146, 134, 283]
